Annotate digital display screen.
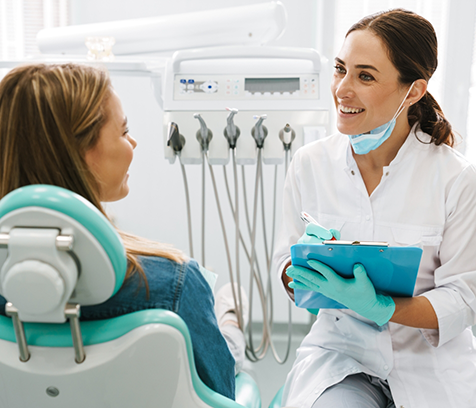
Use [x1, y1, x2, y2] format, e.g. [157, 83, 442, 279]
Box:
[244, 77, 300, 93]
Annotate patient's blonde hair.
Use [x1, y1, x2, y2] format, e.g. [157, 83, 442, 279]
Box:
[0, 63, 185, 295]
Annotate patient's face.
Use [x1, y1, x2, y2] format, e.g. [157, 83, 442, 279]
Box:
[84, 90, 137, 202]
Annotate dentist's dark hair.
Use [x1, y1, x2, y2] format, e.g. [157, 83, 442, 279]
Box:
[347, 8, 455, 147]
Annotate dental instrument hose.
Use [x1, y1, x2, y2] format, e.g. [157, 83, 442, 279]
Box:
[205, 151, 245, 330]
[179, 157, 194, 258]
[194, 115, 293, 364]
[246, 149, 292, 364]
[222, 141, 293, 363]
[223, 142, 281, 362]
[201, 150, 206, 266]
[166, 122, 194, 258]
[222, 153, 270, 362]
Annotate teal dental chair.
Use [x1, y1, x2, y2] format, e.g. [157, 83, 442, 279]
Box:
[0, 185, 260, 408]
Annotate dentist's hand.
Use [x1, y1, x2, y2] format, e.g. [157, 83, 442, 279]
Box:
[282, 223, 339, 302]
[297, 223, 341, 244]
[286, 261, 395, 326]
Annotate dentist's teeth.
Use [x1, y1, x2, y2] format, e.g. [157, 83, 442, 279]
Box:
[340, 105, 364, 114]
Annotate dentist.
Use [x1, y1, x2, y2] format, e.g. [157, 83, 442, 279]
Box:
[273, 8, 476, 408]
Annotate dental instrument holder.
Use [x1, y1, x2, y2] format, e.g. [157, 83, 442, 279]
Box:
[251, 115, 268, 149]
[194, 113, 213, 152]
[163, 46, 331, 166]
[224, 108, 240, 149]
[279, 124, 296, 151]
[166, 121, 186, 159]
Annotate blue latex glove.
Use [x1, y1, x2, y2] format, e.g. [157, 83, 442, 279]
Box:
[296, 223, 340, 317]
[287, 261, 395, 326]
[297, 223, 341, 244]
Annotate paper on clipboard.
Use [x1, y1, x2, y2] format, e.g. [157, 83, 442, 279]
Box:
[291, 241, 423, 309]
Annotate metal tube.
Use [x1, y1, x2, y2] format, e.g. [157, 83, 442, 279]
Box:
[0, 233, 73, 250]
[55, 235, 74, 251]
[5, 303, 30, 362]
[65, 303, 85, 364]
[0, 233, 9, 246]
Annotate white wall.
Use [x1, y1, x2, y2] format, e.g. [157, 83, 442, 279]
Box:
[69, 0, 320, 325]
[67, 1, 476, 327]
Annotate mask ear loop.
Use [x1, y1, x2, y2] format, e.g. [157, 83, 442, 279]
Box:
[392, 82, 415, 121]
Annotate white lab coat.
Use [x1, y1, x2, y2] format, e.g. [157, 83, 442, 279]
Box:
[273, 124, 476, 408]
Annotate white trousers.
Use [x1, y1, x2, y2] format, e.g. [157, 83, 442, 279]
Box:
[311, 373, 395, 408]
[220, 324, 246, 375]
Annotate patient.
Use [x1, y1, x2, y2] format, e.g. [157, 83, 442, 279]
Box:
[0, 63, 246, 400]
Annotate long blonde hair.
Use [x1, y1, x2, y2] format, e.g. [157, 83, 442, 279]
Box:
[0, 63, 185, 295]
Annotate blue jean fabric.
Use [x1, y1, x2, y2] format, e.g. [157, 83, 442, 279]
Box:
[0, 256, 236, 400]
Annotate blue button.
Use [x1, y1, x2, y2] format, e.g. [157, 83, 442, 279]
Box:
[188, 79, 195, 84]
[180, 79, 186, 84]
[208, 85, 212, 89]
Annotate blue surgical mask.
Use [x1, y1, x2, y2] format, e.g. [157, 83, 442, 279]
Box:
[347, 83, 414, 155]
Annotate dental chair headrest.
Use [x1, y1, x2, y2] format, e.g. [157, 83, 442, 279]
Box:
[0, 185, 127, 323]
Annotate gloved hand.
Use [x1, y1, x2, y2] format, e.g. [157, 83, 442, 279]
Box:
[296, 223, 340, 317]
[286, 261, 395, 326]
[297, 223, 341, 244]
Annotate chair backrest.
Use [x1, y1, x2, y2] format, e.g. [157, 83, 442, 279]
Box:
[0, 185, 254, 408]
[0, 185, 127, 323]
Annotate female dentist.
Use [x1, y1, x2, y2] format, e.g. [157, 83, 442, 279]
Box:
[273, 8, 476, 408]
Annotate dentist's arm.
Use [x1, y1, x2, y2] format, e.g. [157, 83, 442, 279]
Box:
[391, 296, 438, 329]
[281, 260, 294, 301]
[287, 261, 439, 328]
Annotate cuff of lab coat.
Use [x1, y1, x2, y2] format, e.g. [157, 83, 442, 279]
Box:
[420, 288, 471, 347]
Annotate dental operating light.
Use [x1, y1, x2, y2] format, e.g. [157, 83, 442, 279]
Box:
[36, 1, 287, 56]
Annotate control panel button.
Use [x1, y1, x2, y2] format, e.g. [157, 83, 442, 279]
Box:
[200, 80, 218, 93]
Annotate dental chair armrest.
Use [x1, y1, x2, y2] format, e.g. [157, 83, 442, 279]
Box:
[235, 371, 261, 408]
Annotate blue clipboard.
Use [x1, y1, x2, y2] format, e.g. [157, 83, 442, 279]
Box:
[291, 241, 423, 309]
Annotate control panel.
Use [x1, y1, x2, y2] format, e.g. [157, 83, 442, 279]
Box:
[174, 74, 319, 100]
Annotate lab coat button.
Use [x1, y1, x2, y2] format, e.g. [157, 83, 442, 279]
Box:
[351, 170, 355, 175]
[384, 364, 389, 370]
[365, 215, 370, 221]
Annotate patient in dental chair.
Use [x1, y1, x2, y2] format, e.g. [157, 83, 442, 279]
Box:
[0, 63, 246, 401]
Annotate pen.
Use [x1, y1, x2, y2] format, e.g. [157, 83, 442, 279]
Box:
[300, 211, 336, 240]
